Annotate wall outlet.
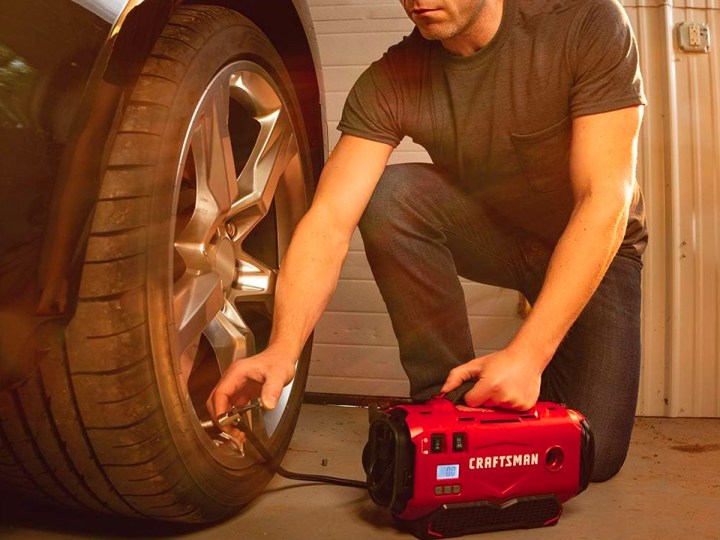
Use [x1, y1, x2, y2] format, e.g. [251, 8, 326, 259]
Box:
[677, 22, 711, 53]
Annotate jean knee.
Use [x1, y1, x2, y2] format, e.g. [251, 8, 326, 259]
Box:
[591, 434, 631, 482]
[592, 453, 627, 483]
[359, 163, 431, 244]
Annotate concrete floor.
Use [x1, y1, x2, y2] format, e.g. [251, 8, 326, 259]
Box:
[1, 404, 719, 540]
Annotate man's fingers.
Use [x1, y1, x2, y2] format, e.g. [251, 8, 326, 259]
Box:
[441, 366, 471, 394]
[205, 355, 295, 436]
[260, 376, 284, 410]
[463, 379, 494, 408]
[207, 392, 229, 426]
[208, 370, 253, 425]
[225, 425, 247, 443]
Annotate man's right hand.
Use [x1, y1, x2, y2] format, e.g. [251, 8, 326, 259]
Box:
[206, 349, 296, 439]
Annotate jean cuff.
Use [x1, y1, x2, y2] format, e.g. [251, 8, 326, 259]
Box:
[444, 381, 476, 404]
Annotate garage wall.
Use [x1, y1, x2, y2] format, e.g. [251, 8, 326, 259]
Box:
[667, 1, 720, 417]
[303, 0, 720, 417]
[629, 0, 720, 417]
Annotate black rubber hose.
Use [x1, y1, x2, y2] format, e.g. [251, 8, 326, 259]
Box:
[234, 416, 368, 489]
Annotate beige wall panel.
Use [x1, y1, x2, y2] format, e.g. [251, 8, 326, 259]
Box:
[316, 33, 408, 66]
[604, 2, 718, 416]
[309, 345, 501, 396]
[310, 4, 408, 21]
[669, 6, 720, 416]
[672, 0, 720, 8]
[322, 66, 367, 92]
[625, 5, 671, 415]
[314, 19, 415, 34]
[315, 313, 520, 349]
[628, 0, 719, 7]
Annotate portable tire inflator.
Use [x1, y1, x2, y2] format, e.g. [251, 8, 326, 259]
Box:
[362, 398, 594, 539]
[223, 397, 594, 539]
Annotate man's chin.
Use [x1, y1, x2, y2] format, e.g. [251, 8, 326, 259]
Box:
[416, 25, 454, 41]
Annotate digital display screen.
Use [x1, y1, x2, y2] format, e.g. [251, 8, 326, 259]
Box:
[436, 464, 460, 480]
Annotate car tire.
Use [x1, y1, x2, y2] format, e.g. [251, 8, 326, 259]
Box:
[0, 5, 315, 522]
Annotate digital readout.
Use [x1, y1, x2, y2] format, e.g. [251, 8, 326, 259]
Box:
[436, 464, 460, 480]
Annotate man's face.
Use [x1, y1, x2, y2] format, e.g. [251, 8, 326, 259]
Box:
[399, 0, 486, 41]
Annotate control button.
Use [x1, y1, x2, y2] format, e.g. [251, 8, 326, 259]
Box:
[430, 434, 444, 453]
[435, 486, 443, 495]
[452, 485, 461, 494]
[443, 485, 452, 495]
[452, 433, 466, 452]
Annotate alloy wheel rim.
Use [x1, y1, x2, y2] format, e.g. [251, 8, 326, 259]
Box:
[170, 60, 306, 466]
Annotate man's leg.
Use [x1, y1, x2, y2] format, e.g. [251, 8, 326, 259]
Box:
[359, 162, 643, 480]
[522, 251, 643, 482]
[358, 163, 524, 402]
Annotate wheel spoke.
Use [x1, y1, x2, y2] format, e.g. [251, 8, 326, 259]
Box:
[203, 77, 239, 214]
[204, 300, 255, 375]
[233, 111, 297, 222]
[228, 251, 277, 307]
[175, 70, 238, 272]
[228, 70, 299, 238]
[174, 272, 224, 354]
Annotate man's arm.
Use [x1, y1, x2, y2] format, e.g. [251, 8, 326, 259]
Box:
[207, 134, 393, 426]
[442, 105, 644, 409]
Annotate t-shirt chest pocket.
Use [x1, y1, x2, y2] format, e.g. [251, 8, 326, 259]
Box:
[509, 115, 572, 193]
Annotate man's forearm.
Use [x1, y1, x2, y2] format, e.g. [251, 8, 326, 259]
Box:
[508, 193, 630, 368]
[265, 208, 351, 361]
[257, 135, 393, 366]
[261, 137, 393, 362]
[507, 107, 642, 370]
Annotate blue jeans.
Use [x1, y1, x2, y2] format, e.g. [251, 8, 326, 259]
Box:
[358, 163, 643, 482]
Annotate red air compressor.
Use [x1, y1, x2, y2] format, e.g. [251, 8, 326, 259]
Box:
[362, 398, 594, 539]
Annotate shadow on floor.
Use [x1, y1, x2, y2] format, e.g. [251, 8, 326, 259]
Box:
[0, 491, 214, 538]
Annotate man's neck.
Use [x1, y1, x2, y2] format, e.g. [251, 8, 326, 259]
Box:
[441, 0, 505, 57]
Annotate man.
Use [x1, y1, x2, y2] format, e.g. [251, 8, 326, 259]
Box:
[208, 0, 647, 482]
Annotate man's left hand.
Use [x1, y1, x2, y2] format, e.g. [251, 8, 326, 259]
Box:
[440, 349, 543, 411]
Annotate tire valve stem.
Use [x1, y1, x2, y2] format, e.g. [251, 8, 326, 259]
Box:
[212, 400, 264, 456]
[217, 432, 245, 457]
[217, 399, 264, 429]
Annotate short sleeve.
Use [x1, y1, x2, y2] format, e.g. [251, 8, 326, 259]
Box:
[569, 0, 646, 118]
[337, 58, 403, 147]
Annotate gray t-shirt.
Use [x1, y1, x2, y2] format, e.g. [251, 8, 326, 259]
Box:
[339, 0, 648, 255]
